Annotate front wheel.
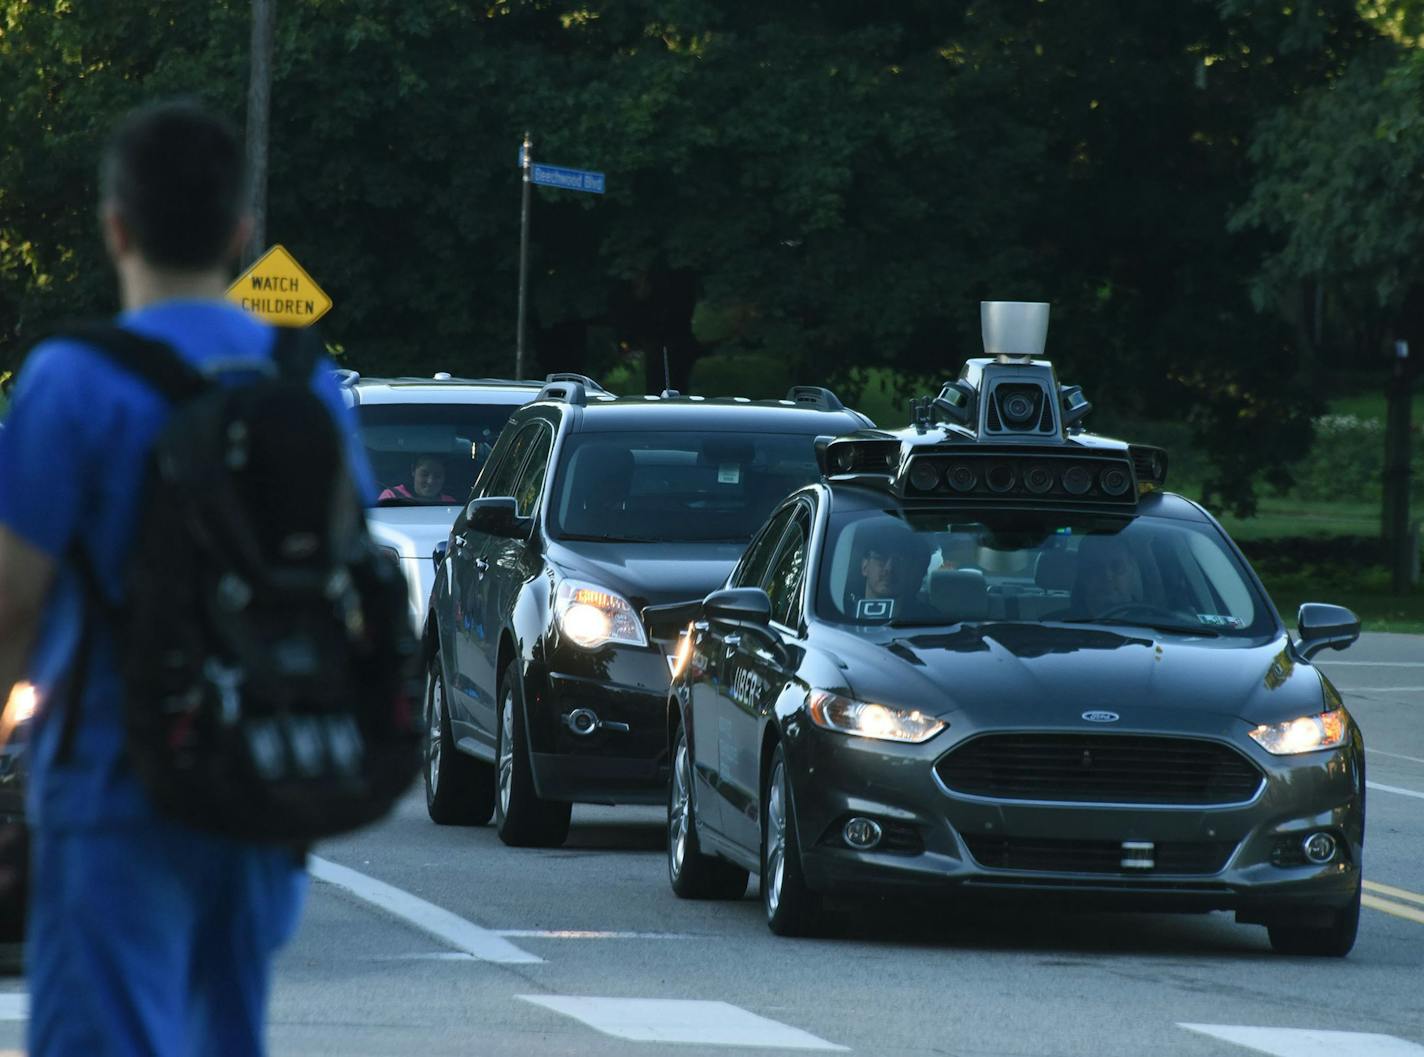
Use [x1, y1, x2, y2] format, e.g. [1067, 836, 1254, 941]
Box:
[1267, 877, 1361, 957]
[424, 650, 495, 825]
[762, 743, 821, 936]
[495, 662, 571, 848]
[668, 725, 748, 900]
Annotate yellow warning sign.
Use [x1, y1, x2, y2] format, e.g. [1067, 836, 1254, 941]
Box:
[226, 244, 332, 327]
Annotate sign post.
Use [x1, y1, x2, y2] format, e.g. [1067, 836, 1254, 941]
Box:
[513, 134, 606, 380]
[516, 132, 533, 380]
[226, 244, 333, 327]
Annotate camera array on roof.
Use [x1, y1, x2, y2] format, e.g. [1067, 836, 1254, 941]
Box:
[816, 301, 1168, 511]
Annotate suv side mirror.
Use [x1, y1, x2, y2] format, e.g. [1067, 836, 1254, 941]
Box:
[704, 587, 772, 628]
[642, 599, 704, 643]
[1296, 603, 1360, 661]
[466, 497, 529, 539]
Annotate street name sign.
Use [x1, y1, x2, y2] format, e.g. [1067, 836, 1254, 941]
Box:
[530, 163, 605, 194]
[227, 244, 333, 327]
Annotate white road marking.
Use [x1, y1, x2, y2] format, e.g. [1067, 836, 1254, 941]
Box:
[518, 996, 848, 1050]
[1179, 1024, 1424, 1056]
[496, 929, 695, 940]
[1367, 748, 1424, 766]
[1317, 661, 1424, 667]
[1365, 880, 1424, 907]
[1367, 781, 1424, 801]
[308, 856, 542, 964]
[1342, 687, 1424, 692]
[1363, 893, 1424, 926]
[0, 994, 24, 1021]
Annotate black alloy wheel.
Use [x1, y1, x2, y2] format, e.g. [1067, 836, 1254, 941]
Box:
[667, 724, 749, 900]
[424, 650, 495, 825]
[1266, 876, 1362, 957]
[495, 661, 572, 847]
[762, 742, 822, 936]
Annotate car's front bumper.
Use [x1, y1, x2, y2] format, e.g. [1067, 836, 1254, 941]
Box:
[784, 721, 1364, 918]
[523, 644, 674, 805]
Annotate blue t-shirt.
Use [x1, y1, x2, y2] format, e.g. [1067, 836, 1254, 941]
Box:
[0, 300, 375, 831]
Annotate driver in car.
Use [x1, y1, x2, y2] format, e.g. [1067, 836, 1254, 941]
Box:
[847, 522, 932, 621]
[378, 454, 458, 503]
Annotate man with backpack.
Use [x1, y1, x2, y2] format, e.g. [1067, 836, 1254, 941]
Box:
[0, 100, 414, 1056]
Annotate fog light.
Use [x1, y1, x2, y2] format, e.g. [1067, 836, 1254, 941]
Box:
[1302, 831, 1337, 864]
[843, 817, 883, 850]
[837, 820, 882, 854]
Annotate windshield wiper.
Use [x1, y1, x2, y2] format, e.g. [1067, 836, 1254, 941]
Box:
[1060, 617, 1220, 638]
[559, 533, 664, 544]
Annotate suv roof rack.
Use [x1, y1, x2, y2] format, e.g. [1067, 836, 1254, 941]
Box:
[544, 372, 610, 395]
[535, 379, 588, 406]
[786, 385, 845, 411]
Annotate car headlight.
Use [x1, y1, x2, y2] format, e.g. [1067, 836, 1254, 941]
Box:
[555, 579, 647, 650]
[1248, 710, 1349, 755]
[807, 691, 945, 744]
[3, 682, 37, 725]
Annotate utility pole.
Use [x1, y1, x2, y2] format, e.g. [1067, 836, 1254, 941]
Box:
[243, 0, 276, 267]
[515, 131, 533, 380]
[1385, 338, 1415, 592]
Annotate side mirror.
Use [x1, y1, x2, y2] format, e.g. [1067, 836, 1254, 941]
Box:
[466, 496, 529, 539]
[1296, 603, 1360, 661]
[432, 540, 448, 572]
[642, 599, 704, 643]
[703, 587, 772, 628]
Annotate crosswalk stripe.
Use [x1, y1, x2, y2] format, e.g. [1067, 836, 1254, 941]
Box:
[1180, 1024, 1424, 1056]
[1368, 781, 1424, 801]
[1363, 893, 1424, 926]
[1364, 880, 1424, 907]
[309, 856, 542, 964]
[518, 995, 848, 1050]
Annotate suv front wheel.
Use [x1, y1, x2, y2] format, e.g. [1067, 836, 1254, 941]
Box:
[495, 661, 572, 847]
[424, 649, 495, 825]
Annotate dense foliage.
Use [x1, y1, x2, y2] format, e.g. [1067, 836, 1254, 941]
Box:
[2, 1, 1420, 514]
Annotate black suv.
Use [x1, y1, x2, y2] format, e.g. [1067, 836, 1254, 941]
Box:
[422, 377, 872, 846]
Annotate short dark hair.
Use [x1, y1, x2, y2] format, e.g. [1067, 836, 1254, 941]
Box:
[100, 99, 247, 270]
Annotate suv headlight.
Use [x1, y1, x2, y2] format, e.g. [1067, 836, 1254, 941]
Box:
[555, 579, 647, 650]
[1248, 710, 1349, 755]
[808, 691, 945, 744]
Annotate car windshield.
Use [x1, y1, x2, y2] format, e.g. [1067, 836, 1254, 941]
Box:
[358, 403, 519, 507]
[548, 431, 822, 543]
[815, 506, 1275, 638]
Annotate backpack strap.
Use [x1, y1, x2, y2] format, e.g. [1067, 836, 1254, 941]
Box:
[270, 326, 324, 382]
[58, 323, 208, 404]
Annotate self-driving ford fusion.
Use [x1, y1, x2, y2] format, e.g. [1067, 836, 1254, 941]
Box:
[656, 302, 1365, 956]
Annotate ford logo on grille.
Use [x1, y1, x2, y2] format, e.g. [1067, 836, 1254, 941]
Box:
[1082, 710, 1120, 723]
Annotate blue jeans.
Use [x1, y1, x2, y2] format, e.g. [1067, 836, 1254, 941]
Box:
[27, 819, 307, 1057]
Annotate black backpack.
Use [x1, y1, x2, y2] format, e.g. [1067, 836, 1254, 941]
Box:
[58, 324, 421, 843]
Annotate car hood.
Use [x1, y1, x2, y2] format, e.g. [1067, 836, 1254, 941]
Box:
[821, 622, 1329, 730]
[545, 539, 743, 608]
[366, 506, 459, 561]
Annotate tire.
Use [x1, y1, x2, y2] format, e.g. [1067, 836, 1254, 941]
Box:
[1267, 876, 1361, 957]
[762, 742, 822, 936]
[424, 650, 495, 825]
[668, 724, 749, 900]
[495, 662, 572, 847]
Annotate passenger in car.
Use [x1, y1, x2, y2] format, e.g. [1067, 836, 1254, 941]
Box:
[378, 454, 457, 503]
[1072, 535, 1145, 615]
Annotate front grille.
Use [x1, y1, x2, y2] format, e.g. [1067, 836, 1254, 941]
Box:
[963, 835, 1236, 875]
[936, 734, 1263, 805]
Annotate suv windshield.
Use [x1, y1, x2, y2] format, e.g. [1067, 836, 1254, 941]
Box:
[359, 404, 517, 507]
[549, 431, 822, 543]
[816, 506, 1275, 638]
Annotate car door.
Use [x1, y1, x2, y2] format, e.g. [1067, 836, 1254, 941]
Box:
[720, 499, 813, 854]
[694, 503, 799, 839]
[470, 417, 555, 738]
[449, 420, 542, 739]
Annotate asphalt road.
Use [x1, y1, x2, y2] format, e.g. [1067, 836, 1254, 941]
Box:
[1, 632, 1420, 1057]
